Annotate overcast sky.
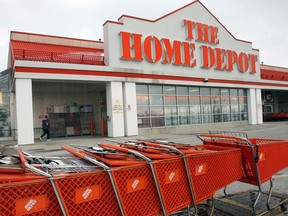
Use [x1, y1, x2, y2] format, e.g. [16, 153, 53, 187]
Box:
[1, 0, 287, 72]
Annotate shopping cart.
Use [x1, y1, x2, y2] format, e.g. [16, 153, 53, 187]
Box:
[134, 139, 243, 215]
[63, 144, 162, 216]
[1, 148, 124, 216]
[0, 150, 64, 216]
[103, 141, 198, 216]
[197, 131, 288, 213]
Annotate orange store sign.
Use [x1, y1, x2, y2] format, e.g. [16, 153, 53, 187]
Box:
[120, 19, 258, 74]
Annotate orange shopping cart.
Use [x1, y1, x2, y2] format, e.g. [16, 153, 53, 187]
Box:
[63, 144, 163, 216]
[134, 139, 243, 215]
[197, 131, 288, 213]
[105, 141, 198, 216]
[0, 150, 64, 216]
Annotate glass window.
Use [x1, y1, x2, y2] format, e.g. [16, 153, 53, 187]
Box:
[150, 95, 163, 105]
[201, 96, 211, 104]
[179, 116, 189, 125]
[177, 86, 188, 95]
[178, 96, 189, 105]
[136, 85, 148, 94]
[221, 88, 229, 96]
[165, 106, 177, 116]
[150, 85, 162, 94]
[189, 87, 200, 95]
[200, 87, 210, 96]
[137, 95, 149, 105]
[166, 116, 178, 126]
[239, 96, 247, 105]
[230, 96, 239, 104]
[138, 118, 150, 128]
[201, 105, 211, 114]
[164, 86, 176, 95]
[189, 95, 200, 104]
[151, 117, 165, 127]
[211, 96, 221, 105]
[211, 88, 220, 96]
[164, 96, 176, 105]
[191, 115, 201, 124]
[137, 106, 149, 117]
[151, 106, 164, 116]
[238, 89, 247, 97]
[136, 84, 248, 128]
[202, 115, 212, 123]
[230, 89, 238, 96]
[179, 106, 189, 115]
[190, 105, 201, 115]
[240, 105, 248, 113]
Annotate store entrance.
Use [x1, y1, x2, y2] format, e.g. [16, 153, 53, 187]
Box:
[262, 90, 288, 121]
[33, 81, 106, 138]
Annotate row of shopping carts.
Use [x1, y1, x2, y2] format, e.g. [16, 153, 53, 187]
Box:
[0, 131, 287, 216]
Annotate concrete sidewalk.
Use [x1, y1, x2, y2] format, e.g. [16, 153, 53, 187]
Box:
[2, 121, 288, 154]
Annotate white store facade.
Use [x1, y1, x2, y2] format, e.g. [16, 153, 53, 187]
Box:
[8, 1, 288, 145]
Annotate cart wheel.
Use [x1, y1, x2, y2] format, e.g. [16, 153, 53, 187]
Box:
[280, 202, 287, 212]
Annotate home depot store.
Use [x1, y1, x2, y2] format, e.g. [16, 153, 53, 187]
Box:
[8, 1, 288, 145]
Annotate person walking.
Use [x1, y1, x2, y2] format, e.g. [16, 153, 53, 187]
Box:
[40, 115, 51, 141]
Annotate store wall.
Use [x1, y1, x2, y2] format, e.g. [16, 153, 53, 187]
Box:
[32, 82, 103, 136]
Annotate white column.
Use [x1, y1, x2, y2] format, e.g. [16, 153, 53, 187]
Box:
[15, 78, 34, 145]
[247, 88, 257, 125]
[255, 88, 263, 124]
[123, 82, 138, 136]
[106, 82, 124, 137]
[247, 88, 263, 125]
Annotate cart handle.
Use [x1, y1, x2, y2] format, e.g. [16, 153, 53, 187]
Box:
[197, 134, 260, 163]
[136, 141, 185, 156]
[62, 146, 110, 170]
[17, 150, 52, 178]
[197, 134, 253, 145]
[99, 143, 152, 162]
[99, 143, 130, 153]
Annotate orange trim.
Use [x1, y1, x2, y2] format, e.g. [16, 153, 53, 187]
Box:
[15, 66, 288, 88]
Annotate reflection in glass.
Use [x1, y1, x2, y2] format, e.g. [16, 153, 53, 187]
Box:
[189, 87, 200, 95]
[191, 115, 201, 124]
[166, 117, 178, 126]
[164, 96, 176, 105]
[164, 86, 176, 95]
[177, 86, 188, 95]
[136, 85, 148, 94]
[150, 95, 163, 105]
[178, 96, 189, 105]
[151, 106, 164, 116]
[151, 117, 165, 127]
[179, 116, 189, 125]
[189, 96, 200, 104]
[150, 85, 162, 94]
[137, 106, 150, 117]
[138, 118, 150, 128]
[137, 95, 149, 105]
[165, 106, 177, 116]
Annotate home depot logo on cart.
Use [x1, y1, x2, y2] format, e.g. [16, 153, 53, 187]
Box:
[75, 185, 101, 203]
[165, 169, 181, 184]
[120, 20, 258, 74]
[15, 195, 48, 215]
[195, 163, 207, 176]
[127, 177, 147, 192]
[258, 152, 266, 162]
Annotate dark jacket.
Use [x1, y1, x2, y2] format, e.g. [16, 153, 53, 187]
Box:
[42, 119, 50, 130]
